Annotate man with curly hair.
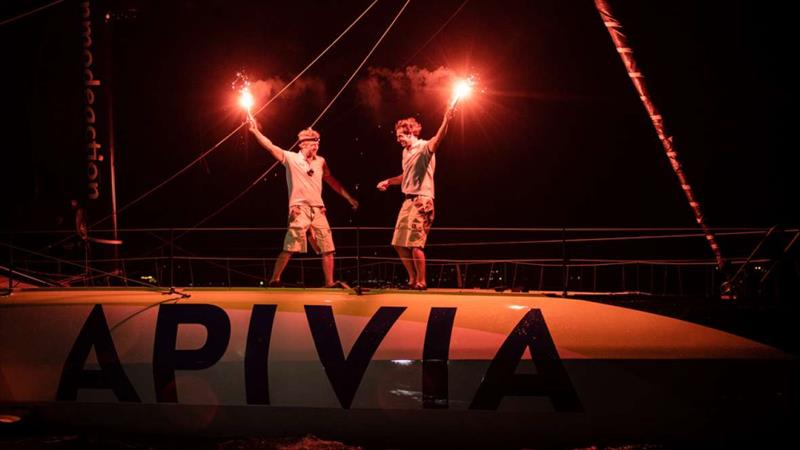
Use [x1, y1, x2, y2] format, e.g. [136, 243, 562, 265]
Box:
[377, 102, 456, 289]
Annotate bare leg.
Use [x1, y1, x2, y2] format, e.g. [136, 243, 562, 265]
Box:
[271, 251, 293, 283]
[412, 247, 427, 287]
[394, 245, 416, 285]
[321, 251, 335, 286]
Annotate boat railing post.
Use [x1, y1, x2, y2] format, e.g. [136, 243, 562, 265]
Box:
[636, 262, 640, 294]
[356, 222, 362, 294]
[561, 227, 568, 297]
[650, 264, 654, 294]
[169, 228, 174, 288]
[621, 263, 626, 292]
[122, 258, 128, 287]
[511, 262, 518, 289]
[84, 238, 91, 287]
[226, 258, 232, 288]
[189, 258, 195, 287]
[538, 265, 544, 291]
[300, 259, 305, 287]
[6, 234, 12, 294]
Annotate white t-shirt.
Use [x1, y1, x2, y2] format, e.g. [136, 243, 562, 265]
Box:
[401, 139, 436, 198]
[282, 151, 325, 207]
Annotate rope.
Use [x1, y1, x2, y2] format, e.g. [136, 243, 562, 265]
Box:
[424, 230, 773, 248]
[21, 226, 788, 235]
[163, 0, 412, 246]
[318, 229, 777, 251]
[14, 255, 773, 267]
[37, 0, 380, 255]
[309, 0, 412, 129]
[0, 242, 169, 292]
[727, 225, 776, 286]
[400, 0, 470, 67]
[177, 161, 280, 235]
[85, 0, 380, 230]
[1, 0, 64, 27]
[23, 227, 789, 277]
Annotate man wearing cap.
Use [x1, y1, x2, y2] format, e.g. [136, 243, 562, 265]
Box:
[248, 118, 359, 288]
[376, 102, 456, 290]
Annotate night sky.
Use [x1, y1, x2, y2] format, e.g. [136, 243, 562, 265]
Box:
[3, 0, 797, 238]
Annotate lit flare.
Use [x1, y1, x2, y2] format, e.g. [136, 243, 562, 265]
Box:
[239, 87, 254, 119]
[451, 77, 474, 106]
[232, 70, 254, 120]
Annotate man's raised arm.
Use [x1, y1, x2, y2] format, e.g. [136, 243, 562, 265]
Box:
[427, 102, 457, 154]
[248, 117, 286, 163]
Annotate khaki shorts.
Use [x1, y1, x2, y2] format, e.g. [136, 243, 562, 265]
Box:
[391, 196, 435, 248]
[283, 205, 335, 254]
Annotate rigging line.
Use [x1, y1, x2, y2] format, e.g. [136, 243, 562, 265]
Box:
[308, 0, 412, 129]
[400, 0, 469, 67]
[341, 235, 698, 249]
[172, 161, 279, 245]
[164, 0, 412, 247]
[108, 297, 181, 334]
[84, 0, 381, 231]
[322, 230, 773, 250]
[110, 161, 287, 262]
[0, 265, 58, 287]
[23, 226, 781, 235]
[0, 242, 167, 293]
[0, 0, 64, 27]
[760, 229, 800, 284]
[38, 0, 380, 256]
[248, 0, 380, 120]
[141, 230, 267, 283]
[33, 254, 763, 266]
[423, 231, 747, 247]
[727, 225, 777, 286]
[64, 254, 760, 265]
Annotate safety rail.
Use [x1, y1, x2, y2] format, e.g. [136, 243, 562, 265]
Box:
[2, 226, 797, 299]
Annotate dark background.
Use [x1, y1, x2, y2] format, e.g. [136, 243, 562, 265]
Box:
[3, 0, 796, 241]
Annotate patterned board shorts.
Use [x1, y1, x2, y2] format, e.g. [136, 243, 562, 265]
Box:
[283, 205, 335, 254]
[391, 196, 435, 248]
